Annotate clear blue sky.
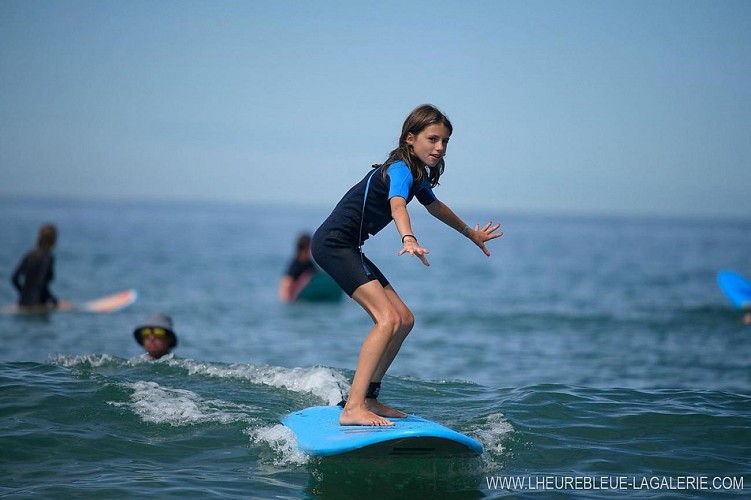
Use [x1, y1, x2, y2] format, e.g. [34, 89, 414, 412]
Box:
[2, 0, 750, 218]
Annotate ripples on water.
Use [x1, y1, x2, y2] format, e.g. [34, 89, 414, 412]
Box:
[1, 200, 750, 497]
[1, 355, 748, 498]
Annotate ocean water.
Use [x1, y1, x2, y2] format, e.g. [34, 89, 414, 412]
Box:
[1, 198, 749, 498]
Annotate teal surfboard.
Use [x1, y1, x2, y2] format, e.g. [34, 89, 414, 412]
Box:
[718, 270, 751, 310]
[282, 406, 483, 458]
[291, 272, 343, 303]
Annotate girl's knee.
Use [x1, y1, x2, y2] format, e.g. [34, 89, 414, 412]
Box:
[388, 303, 413, 336]
[378, 308, 404, 337]
[401, 310, 415, 333]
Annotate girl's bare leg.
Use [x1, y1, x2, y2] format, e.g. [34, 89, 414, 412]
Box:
[365, 285, 412, 418]
[340, 281, 406, 426]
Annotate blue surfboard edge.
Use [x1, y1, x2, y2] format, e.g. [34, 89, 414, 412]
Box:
[717, 270, 751, 310]
[282, 405, 483, 457]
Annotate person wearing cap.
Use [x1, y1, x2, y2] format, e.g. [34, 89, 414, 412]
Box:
[134, 313, 178, 359]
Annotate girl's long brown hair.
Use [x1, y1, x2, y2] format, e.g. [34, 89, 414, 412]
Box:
[373, 104, 452, 188]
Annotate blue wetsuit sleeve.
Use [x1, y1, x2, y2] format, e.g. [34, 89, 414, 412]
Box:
[387, 163, 413, 200]
[387, 162, 437, 205]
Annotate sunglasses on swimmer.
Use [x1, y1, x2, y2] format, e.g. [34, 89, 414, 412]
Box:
[139, 327, 168, 340]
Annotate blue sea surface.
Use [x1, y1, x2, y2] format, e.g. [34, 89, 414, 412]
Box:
[1, 198, 749, 498]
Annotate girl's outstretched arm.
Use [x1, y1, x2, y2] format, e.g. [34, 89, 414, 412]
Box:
[391, 196, 430, 266]
[426, 200, 503, 256]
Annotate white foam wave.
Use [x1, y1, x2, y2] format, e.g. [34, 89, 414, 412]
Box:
[166, 359, 349, 405]
[249, 365, 348, 405]
[472, 412, 514, 457]
[111, 380, 258, 427]
[51, 353, 117, 368]
[51, 355, 348, 404]
[246, 424, 309, 466]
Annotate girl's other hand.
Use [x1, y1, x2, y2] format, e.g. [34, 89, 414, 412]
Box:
[468, 222, 503, 256]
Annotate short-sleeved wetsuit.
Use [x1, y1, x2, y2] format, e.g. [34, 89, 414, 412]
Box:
[11, 249, 58, 307]
[311, 161, 437, 296]
[285, 258, 315, 281]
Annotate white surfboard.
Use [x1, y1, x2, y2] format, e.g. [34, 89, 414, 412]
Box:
[283, 405, 483, 458]
[0, 289, 137, 315]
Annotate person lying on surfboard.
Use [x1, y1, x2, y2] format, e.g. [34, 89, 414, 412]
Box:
[134, 313, 178, 360]
[311, 104, 503, 426]
[11, 223, 61, 311]
[278, 232, 316, 303]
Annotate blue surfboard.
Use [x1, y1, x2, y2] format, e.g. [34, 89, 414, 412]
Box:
[282, 406, 483, 458]
[718, 270, 751, 310]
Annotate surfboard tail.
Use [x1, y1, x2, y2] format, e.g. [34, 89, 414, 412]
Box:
[78, 289, 138, 313]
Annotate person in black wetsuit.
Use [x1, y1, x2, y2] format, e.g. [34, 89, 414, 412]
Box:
[11, 223, 59, 310]
[311, 104, 503, 426]
[278, 233, 316, 302]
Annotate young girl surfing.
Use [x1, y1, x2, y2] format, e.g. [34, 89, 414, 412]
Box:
[311, 104, 503, 426]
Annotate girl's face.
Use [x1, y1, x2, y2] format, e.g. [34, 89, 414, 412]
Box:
[406, 123, 451, 167]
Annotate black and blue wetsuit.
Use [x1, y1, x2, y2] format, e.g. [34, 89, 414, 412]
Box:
[312, 161, 436, 296]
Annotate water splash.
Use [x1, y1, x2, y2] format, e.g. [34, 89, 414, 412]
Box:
[165, 358, 350, 405]
[110, 380, 258, 426]
[246, 424, 309, 466]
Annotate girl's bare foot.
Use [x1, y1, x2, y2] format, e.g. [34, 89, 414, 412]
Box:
[339, 404, 394, 426]
[367, 399, 407, 418]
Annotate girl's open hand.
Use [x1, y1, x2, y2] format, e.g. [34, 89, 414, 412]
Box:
[468, 222, 503, 256]
[398, 239, 430, 266]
